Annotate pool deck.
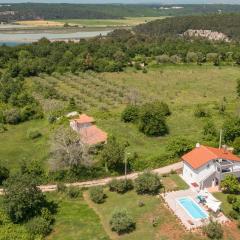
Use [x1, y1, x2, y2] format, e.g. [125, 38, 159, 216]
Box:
[162, 189, 228, 230]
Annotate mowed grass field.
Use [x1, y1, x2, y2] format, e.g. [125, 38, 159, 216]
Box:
[0, 119, 50, 171]
[46, 192, 109, 240]
[2, 65, 240, 172]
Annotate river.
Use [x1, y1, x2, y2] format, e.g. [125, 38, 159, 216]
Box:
[0, 29, 111, 46]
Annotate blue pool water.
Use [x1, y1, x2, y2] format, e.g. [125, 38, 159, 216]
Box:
[178, 197, 208, 219]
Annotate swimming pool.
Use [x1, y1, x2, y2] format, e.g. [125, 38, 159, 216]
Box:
[178, 197, 208, 220]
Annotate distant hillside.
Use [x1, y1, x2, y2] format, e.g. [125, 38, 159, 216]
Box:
[134, 14, 240, 40]
[2, 3, 240, 22]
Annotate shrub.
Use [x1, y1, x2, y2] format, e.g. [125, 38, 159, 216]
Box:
[223, 117, 240, 143]
[0, 123, 7, 133]
[194, 104, 209, 118]
[202, 220, 223, 240]
[156, 54, 170, 64]
[229, 210, 239, 220]
[26, 216, 52, 237]
[170, 55, 181, 64]
[27, 129, 42, 140]
[227, 194, 237, 204]
[89, 186, 105, 204]
[139, 102, 169, 137]
[221, 175, 240, 194]
[137, 200, 145, 207]
[166, 137, 194, 157]
[3, 108, 21, 124]
[135, 171, 162, 195]
[108, 179, 134, 194]
[0, 166, 9, 185]
[121, 105, 139, 123]
[67, 186, 81, 199]
[233, 199, 240, 213]
[186, 52, 198, 63]
[233, 137, 240, 155]
[203, 121, 217, 141]
[110, 208, 136, 234]
[56, 182, 67, 192]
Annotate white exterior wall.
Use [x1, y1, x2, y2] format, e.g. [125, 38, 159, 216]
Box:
[70, 121, 92, 132]
[182, 160, 216, 186]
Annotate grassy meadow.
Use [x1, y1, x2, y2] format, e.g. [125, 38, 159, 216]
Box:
[0, 119, 50, 172]
[46, 192, 109, 240]
[2, 65, 240, 172]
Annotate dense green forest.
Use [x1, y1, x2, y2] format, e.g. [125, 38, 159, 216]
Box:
[135, 14, 240, 40]
[2, 3, 240, 22]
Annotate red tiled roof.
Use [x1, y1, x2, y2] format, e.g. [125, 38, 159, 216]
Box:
[182, 145, 240, 169]
[79, 125, 107, 145]
[73, 114, 94, 124]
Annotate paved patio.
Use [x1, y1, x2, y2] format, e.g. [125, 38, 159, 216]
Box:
[162, 189, 228, 230]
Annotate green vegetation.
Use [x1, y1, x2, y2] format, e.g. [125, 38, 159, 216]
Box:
[45, 192, 109, 240]
[110, 208, 136, 234]
[108, 179, 134, 194]
[135, 14, 240, 40]
[86, 189, 203, 240]
[135, 172, 162, 195]
[3, 3, 240, 23]
[0, 119, 50, 171]
[53, 17, 165, 28]
[202, 220, 223, 240]
[89, 186, 105, 204]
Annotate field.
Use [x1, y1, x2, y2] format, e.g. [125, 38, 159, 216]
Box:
[2, 65, 239, 172]
[51, 17, 167, 27]
[15, 20, 65, 27]
[27, 66, 239, 168]
[0, 119, 50, 172]
[13, 17, 167, 29]
[47, 192, 109, 240]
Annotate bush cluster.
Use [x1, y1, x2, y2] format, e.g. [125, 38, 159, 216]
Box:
[89, 186, 105, 204]
[27, 129, 42, 140]
[202, 220, 223, 240]
[67, 186, 81, 199]
[110, 208, 136, 234]
[134, 171, 162, 195]
[108, 179, 134, 194]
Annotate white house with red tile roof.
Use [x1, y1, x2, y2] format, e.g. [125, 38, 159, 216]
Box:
[182, 144, 240, 189]
[70, 114, 107, 146]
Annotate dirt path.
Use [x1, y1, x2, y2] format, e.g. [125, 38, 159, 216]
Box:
[83, 191, 117, 240]
[0, 162, 183, 195]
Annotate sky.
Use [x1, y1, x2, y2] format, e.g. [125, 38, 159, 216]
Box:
[1, 0, 240, 4]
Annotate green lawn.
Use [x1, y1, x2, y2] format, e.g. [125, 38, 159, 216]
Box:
[213, 192, 240, 216]
[161, 174, 189, 192]
[47, 192, 109, 240]
[0, 119, 50, 172]
[85, 189, 203, 240]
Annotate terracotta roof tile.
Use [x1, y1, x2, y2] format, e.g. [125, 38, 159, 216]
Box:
[73, 114, 94, 124]
[79, 125, 107, 145]
[182, 145, 240, 169]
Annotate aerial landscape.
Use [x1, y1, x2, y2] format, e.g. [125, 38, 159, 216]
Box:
[2, 0, 240, 239]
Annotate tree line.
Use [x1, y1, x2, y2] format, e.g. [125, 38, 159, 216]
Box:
[135, 14, 240, 40]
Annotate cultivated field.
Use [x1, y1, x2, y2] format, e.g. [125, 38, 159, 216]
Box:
[15, 20, 65, 27]
[2, 65, 240, 172]
[51, 17, 167, 27]
[14, 17, 166, 29]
